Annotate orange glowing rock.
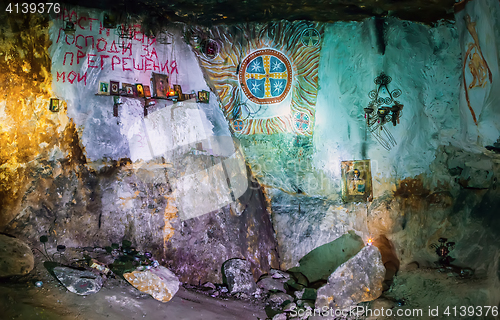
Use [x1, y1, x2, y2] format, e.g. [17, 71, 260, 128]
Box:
[123, 266, 180, 302]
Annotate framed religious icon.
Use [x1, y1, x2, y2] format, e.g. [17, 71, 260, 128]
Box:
[123, 83, 134, 97]
[49, 98, 59, 112]
[152, 72, 169, 98]
[98, 81, 109, 95]
[136, 84, 145, 97]
[197, 90, 209, 103]
[173, 85, 183, 101]
[110, 81, 120, 96]
[341, 160, 373, 202]
[143, 85, 151, 98]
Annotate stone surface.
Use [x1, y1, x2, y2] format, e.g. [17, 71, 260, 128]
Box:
[289, 231, 365, 283]
[315, 245, 385, 310]
[123, 266, 180, 302]
[266, 292, 295, 312]
[0, 235, 34, 277]
[257, 275, 286, 293]
[270, 269, 291, 282]
[272, 313, 288, 320]
[222, 258, 257, 295]
[53, 266, 103, 295]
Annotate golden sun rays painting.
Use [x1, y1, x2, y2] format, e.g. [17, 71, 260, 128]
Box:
[188, 22, 324, 136]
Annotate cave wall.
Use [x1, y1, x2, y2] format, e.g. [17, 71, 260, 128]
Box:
[0, 7, 280, 285]
[189, 0, 500, 304]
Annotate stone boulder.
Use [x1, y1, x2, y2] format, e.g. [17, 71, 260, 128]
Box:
[222, 258, 257, 295]
[124, 266, 180, 302]
[257, 275, 286, 293]
[53, 266, 104, 295]
[266, 292, 295, 316]
[315, 245, 385, 310]
[0, 234, 34, 277]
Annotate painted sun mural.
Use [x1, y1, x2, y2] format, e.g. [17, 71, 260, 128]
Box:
[239, 49, 293, 105]
[188, 22, 324, 136]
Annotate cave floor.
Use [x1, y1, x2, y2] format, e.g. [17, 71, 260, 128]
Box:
[0, 261, 267, 320]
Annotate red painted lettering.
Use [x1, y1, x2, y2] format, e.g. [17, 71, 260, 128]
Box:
[145, 58, 154, 71]
[108, 41, 120, 53]
[88, 54, 98, 68]
[67, 71, 77, 84]
[85, 36, 94, 49]
[77, 50, 85, 64]
[100, 55, 110, 70]
[63, 52, 74, 66]
[111, 56, 120, 70]
[96, 38, 107, 52]
[133, 58, 144, 71]
[88, 18, 98, 31]
[122, 57, 132, 71]
[77, 72, 87, 85]
[170, 60, 178, 74]
[56, 28, 64, 43]
[140, 45, 149, 58]
[147, 36, 156, 46]
[65, 34, 75, 45]
[133, 26, 144, 43]
[57, 71, 65, 82]
[99, 21, 110, 36]
[150, 47, 158, 60]
[77, 16, 86, 30]
[122, 42, 132, 56]
[160, 60, 170, 73]
[75, 35, 84, 49]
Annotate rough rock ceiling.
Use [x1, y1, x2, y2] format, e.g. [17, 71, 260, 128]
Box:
[60, 0, 456, 26]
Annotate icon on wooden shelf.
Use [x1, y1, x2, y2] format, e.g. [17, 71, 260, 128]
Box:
[197, 90, 210, 103]
[173, 85, 183, 101]
[98, 81, 109, 95]
[122, 83, 134, 97]
[49, 98, 59, 112]
[110, 81, 120, 95]
[136, 84, 145, 97]
[152, 72, 169, 98]
[143, 85, 151, 98]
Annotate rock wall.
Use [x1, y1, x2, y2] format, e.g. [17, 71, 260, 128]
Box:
[0, 7, 280, 285]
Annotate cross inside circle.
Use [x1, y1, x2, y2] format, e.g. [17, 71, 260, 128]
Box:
[295, 112, 310, 132]
[301, 28, 320, 47]
[239, 49, 292, 104]
[233, 120, 244, 131]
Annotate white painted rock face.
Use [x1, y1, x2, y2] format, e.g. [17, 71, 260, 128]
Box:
[53, 266, 104, 295]
[123, 266, 180, 303]
[0, 235, 34, 277]
[315, 245, 386, 310]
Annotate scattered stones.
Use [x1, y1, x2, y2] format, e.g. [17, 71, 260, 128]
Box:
[283, 301, 296, 312]
[0, 234, 34, 277]
[222, 258, 257, 295]
[315, 245, 385, 310]
[257, 275, 286, 293]
[289, 271, 309, 287]
[270, 269, 291, 282]
[202, 281, 216, 290]
[272, 313, 288, 320]
[294, 288, 317, 300]
[53, 266, 104, 295]
[123, 266, 180, 302]
[266, 292, 295, 313]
